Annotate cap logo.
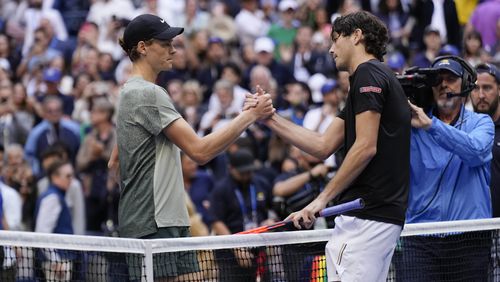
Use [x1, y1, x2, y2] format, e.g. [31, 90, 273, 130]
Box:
[438, 60, 450, 66]
[160, 18, 165, 23]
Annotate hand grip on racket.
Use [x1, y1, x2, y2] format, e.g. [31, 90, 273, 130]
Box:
[237, 198, 364, 234]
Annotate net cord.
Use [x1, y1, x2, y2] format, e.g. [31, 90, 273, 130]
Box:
[1, 218, 500, 254]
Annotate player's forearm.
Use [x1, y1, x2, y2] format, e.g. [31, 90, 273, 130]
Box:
[195, 111, 256, 164]
[108, 144, 119, 168]
[317, 142, 376, 204]
[76, 140, 92, 171]
[266, 114, 329, 159]
[211, 221, 232, 235]
[2, 216, 9, 230]
[273, 172, 311, 197]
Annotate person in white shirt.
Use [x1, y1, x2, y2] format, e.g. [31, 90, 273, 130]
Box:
[208, 62, 249, 113]
[235, 0, 270, 46]
[199, 79, 242, 136]
[303, 80, 341, 134]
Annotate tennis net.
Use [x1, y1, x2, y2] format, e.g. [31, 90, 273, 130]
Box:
[1, 218, 500, 281]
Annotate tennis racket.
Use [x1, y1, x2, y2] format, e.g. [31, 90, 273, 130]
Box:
[237, 198, 364, 234]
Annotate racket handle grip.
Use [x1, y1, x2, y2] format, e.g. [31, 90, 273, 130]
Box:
[315, 198, 365, 218]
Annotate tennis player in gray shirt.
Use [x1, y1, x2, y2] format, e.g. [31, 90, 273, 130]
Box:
[109, 14, 274, 280]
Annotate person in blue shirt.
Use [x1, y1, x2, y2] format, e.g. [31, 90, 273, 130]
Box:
[24, 96, 80, 178]
[398, 56, 494, 281]
[181, 152, 214, 227]
[34, 160, 75, 281]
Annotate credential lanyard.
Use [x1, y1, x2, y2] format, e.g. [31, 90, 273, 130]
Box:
[234, 185, 258, 225]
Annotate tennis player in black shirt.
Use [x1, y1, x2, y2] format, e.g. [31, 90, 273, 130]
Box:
[245, 11, 410, 281]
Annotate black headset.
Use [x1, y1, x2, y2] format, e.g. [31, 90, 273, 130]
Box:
[431, 55, 477, 96]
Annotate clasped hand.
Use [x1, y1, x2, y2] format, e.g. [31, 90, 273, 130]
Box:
[243, 85, 275, 120]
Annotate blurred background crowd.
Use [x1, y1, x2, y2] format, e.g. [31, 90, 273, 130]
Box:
[0, 0, 499, 237]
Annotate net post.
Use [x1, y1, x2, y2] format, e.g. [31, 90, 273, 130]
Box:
[144, 241, 154, 282]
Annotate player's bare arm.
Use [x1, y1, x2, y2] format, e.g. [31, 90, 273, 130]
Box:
[165, 93, 274, 165]
[244, 92, 344, 159]
[265, 113, 345, 160]
[287, 110, 381, 229]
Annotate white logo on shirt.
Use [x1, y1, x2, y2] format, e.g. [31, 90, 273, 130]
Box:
[160, 19, 165, 23]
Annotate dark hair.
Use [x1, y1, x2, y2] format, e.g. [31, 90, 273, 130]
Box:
[119, 37, 154, 62]
[223, 62, 242, 78]
[46, 160, 70, 182]
[378, 0, 403, 15]
[40, 142, 69, 162]
[463, 30, 483, 56]
[72, 72, 91, 88]
[286, 81, 312, 97]
[331, 11, 388, 61]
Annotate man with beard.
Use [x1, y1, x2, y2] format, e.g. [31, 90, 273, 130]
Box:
[471, 63, 500, 217]
[402, 56, 494, 281]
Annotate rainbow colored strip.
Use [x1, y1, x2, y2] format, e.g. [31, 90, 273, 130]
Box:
[310, 255, 327, 282]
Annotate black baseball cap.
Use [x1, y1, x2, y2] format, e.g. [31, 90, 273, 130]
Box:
[123, 14, 184, 50]
[229, 149, 260, 173]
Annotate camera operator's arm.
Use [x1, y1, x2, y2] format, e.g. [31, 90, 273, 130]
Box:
[409, 102, 494, 166]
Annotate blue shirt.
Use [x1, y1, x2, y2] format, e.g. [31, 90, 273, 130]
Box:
[24, 120, 80, 177]
[407, 106, 493, 223]
[36, 93, 75, 117]
[34, 184, 74, 235]
[187, 170, 215, 226]
[411, 52, 432, 69]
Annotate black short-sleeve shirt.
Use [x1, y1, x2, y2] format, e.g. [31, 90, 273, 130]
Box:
[337, 60, 411, 226]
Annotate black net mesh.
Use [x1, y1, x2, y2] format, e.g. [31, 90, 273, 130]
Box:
[0, 229, 499, 281]
[0, 247, 144, 281]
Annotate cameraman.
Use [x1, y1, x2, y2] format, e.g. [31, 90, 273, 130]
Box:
[400, 57, 494, 281]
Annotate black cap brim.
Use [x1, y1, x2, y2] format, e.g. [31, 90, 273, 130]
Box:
[153, 27, 184, 41]
[236, 164, 259, 173]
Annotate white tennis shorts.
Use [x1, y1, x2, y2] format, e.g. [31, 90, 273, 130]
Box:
[325, 215, 402, 282]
